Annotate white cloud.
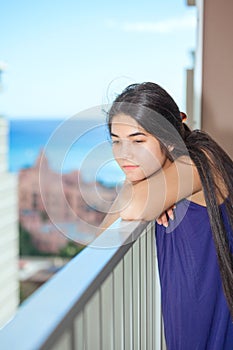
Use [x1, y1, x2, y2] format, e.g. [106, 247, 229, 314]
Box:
[105, 15, 196, 34]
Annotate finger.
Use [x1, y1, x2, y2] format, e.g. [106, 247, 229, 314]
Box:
[157, 211, 169, 226]
[156, 218, 162, 225]
[156, 212, 166, 225]
[157, 213, 168, 227]
[167, 208, 174, 220]
[161, 214, 168, 227]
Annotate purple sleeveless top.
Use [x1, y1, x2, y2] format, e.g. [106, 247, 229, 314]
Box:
[155, 199, 233, 350]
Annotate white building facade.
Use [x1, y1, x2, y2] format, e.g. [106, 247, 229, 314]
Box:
[0, 111, 19, 327]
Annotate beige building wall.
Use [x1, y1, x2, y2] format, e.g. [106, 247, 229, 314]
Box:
[190, 0, 233, 159]
[0, 117, 19, 328]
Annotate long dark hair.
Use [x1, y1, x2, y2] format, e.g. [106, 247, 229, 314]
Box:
[107, 82, 233, 319]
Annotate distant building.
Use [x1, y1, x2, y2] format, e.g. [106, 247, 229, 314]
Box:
[19, 256, 68, 302]
[0, 117, 19, 328]
[18, 151, 116, 253]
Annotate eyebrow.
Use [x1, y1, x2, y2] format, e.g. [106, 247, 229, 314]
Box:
[110, 132, 147, 138]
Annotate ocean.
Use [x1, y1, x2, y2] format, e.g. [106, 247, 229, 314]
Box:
[9, 118, 125, 186]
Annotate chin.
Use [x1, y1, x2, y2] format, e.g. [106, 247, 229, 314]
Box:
[126, 174, 146, 183]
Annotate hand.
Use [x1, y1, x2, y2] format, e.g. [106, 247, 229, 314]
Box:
[156, 205, 176, 227]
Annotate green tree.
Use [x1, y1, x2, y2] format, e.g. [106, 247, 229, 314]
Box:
[19, 224, 39, 256]
[59, 241, 84, 258]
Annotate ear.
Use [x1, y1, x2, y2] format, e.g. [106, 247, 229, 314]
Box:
[167, 145, 174, 152]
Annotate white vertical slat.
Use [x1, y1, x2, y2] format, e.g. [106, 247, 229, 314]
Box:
[101, 273, 114, 350]
[140, 231, 147, 350]
[161, 319, 167, 350]
[146, 223, 153, 350]
[152, 221, 158, 350]
[84, 291, 101, 350]
[124, 247, 133, 350]
[153, 222, 166, 350]
[113, 260, 124, 350]
[74, 311, 84, 350]
[132, 239, 140, 350]
[51, 331, 72, 350]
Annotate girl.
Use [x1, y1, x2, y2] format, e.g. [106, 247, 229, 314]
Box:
[105, 82, 233, 349]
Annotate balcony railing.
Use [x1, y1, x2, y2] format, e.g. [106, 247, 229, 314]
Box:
[0, 219, 166, 350]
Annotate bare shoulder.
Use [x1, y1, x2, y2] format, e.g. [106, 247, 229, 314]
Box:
[186, 190, 206, 207]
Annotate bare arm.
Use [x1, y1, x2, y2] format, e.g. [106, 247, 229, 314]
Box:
[98, 206, 120, 232]
[120, 156, 202, 221]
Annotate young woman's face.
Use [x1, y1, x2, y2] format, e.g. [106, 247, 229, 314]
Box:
[111, 113, 170, 183]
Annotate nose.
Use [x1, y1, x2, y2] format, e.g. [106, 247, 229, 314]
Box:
[121, 141, 132, 158]
[115, 140, 133, 160]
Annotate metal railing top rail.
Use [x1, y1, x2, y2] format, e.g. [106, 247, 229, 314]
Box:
[0, 219, 149, 350]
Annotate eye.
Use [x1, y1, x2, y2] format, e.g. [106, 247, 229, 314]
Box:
[111, 139, 120, 144]
[134, 139, 145, 143]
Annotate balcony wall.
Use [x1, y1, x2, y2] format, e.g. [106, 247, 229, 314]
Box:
[0, 219, 166, 350]
[189, 0, 233, 158]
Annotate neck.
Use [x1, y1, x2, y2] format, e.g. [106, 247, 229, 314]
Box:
[162, 157, 172, 170]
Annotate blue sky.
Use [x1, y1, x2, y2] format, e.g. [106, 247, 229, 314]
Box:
[0, 0, 196, 119]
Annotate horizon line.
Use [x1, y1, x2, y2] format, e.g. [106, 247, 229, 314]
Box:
[7, 115, 106, 121]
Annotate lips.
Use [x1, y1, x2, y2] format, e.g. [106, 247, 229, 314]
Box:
[122, 165, 139, 170]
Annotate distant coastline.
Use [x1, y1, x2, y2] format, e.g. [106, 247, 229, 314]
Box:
[9, 118, 124, 186]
